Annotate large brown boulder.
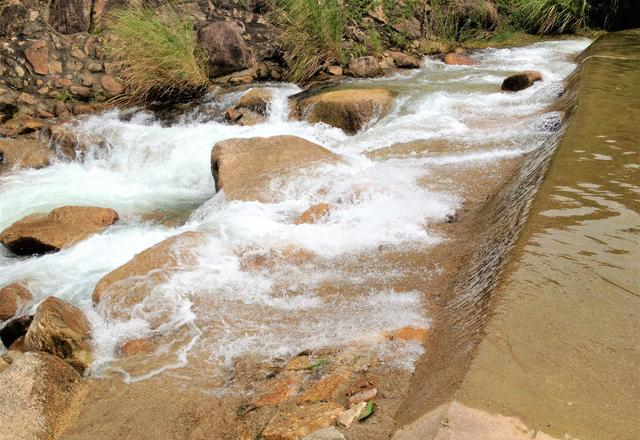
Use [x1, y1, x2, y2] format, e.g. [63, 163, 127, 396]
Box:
[348, 56, 383, 78]
[501, 70, 543, 92]
[441, 52, 475, 66]
[0, 138, 51, 173]
[0, 283, 32, 322]
[197, 21, 255, 79]
[24, 297, 93, 373]
[235, 87, 273, 115]
[0, 351, 86, 440]
[389, 51, 421, 68]
[0, 206, 119, 255]
[92, 232, 203, 318]
[294, 88, 394, 135]
[0, 0, 28, 37]
[211, 136, 337, 202]
[47, 0, 92, 34]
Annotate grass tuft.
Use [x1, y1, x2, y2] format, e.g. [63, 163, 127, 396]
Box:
[105, 8, 209, 103]
[501, 0, 589, 34]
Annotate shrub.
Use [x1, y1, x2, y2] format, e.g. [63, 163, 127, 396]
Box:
[269, 0, 347, 82]
[105, 8, 209, 103]
[502, 0, 588, 34]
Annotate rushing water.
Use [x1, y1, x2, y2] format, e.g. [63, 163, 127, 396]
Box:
[0, 39, 590, 381]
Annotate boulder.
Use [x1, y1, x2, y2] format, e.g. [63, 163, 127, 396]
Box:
[224, 107, 265, 126]
[211, 136, 337, 202]
[24, 40, 49, 75]
[296, 203, 333, 225]
[294, 88, 394, 134]
[0, 315, 33, 348]
[0, 138, 51, 173]
[0, 283, 32, 322]
[441, 52, 475, 66]
[92, 232, 203, 313]
[47, 0, 92, 34]
[389, 51, 421, 68]
[501, 70, 543, 92]
[0, 0, 28, 37]
[24, 297, 93, 373]
[262, 402, 345, 440]
[235, 88, 272, 114]
[198, 21, 255, 79]
[0, 206, 119, 255]
[0, 352, 85, 440]
[348, 56, 383, 78]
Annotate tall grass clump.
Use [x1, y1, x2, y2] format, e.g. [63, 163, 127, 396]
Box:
[505, 0, 588, 34]
[106, 8, 209, 103]
[269, 0, 347, 82]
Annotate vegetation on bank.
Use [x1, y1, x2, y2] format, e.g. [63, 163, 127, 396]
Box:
[105, 8, 208, 103]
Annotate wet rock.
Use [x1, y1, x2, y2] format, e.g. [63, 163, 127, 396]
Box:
[0, 138, 51, 173]
[0, 283, 32, 322]
[262, 402, 344, 440]
[119, 338, 152, 356]
[253, 371, 303, 407]
[337, 401, 366, 428]
[0, 352, 85, 440]
[348, 56, 383, 78]
[286, 353, 314, 371]
[235, 87, 272, 114]
[224, 107, 265, 126]
[24, 40, 49, 75]
[296, 203, 332, 225]
[100, 75, 124, 97]
[0, 1, 27, 37]
[348, 387, 377, 407]
[441, 51, 475, 66]
[198, 21, 255, 79]
[389, 51, 420, 68]
[211, 136, 337, 202]
[298, 370, 352, 404]
[24, 297, 93, 373]
[0, 206, 119, 255]
[92, 232, 203, 311]
[385, 325, 429, 343]
[0, 315, 33, 348]
[294, 88, 394, 135]
[501, 70, 543, 92]
[48, 0, 92, 34]
[302, 427, 345, 440]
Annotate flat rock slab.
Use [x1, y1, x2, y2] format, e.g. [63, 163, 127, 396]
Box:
[0, 205, 119, 255]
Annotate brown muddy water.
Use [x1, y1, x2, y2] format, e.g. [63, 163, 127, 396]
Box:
[2, 33, 636, 440]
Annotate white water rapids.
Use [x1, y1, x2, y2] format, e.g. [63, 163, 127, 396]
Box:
[0, 39, 590, 382]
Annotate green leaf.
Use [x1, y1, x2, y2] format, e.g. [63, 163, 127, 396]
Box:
[359, 402, 376, 421]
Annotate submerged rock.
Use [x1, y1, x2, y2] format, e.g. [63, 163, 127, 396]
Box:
[0, 206, 119, 255]
[0, 283, 32, 321]
[298, 369, 352, 404]
[296, 203, 333, 225]
[198, 21, 255, 79]
[211, 136, 337, 202]
[25, 297, 93, 373]
[262, 402, 344, 440]
[293, 88, 394, 135]
[0, 351, 85, 440]
[501, 70, 543, 92]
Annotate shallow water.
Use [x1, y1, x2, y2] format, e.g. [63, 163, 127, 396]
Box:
[0, 38, 591, 381]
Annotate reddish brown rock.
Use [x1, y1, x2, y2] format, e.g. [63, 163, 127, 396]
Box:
[262, 402, 345, 440]
[253, 371, 303, 407]
[0, 206, 119, 255]
[198, 21, 255, 79]
[47, 0, 92, 34]
[298, 370, 352, 404]
[348, 56, 383, 78]
[119, 338, 152, 356]
[389, 51, 421, 68]
[442, 52, 475, 66]
[24, 40, 49, 75]
[0, 283, 32, 321]
[296, 204, 333, 225]
[385, 325, 429, 343]
[0, 352, 86, 440]
[295, 88, 394, 135]
[501, 70, 543, 92]
[100, 75, 124, 97]
[211, 136, 337, 202]
[24, 297, 93, 373]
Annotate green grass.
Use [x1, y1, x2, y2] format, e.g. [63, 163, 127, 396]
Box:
[500, 0, 589, 34]
[269, 0, 347, 82]
[105, 8, 209, 103]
